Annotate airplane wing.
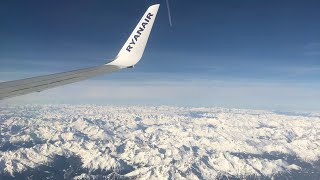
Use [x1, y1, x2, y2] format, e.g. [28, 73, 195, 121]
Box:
[0, 4, 160, 100]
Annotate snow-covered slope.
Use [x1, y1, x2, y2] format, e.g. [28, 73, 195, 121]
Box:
[0, 105, 319, 179]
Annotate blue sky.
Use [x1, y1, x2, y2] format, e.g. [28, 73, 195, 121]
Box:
[1, 0, 320, 111]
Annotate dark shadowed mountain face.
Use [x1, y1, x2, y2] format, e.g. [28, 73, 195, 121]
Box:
[0, 105, 320, 179]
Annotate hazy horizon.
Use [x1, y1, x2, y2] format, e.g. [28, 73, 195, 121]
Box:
[1, 0, 320, 111]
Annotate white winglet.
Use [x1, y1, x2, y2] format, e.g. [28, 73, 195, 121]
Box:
[107, 4, 160, 68]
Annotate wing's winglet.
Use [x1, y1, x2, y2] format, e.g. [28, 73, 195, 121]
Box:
[107, 4, 160, 68]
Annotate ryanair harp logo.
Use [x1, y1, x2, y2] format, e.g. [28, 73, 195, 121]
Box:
[126, 13, 154, 52]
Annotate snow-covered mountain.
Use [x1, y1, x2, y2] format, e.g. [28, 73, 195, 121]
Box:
[0, 105, 319, 179]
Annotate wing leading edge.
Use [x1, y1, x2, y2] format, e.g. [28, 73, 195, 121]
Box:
[0, 4, 160, 100]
